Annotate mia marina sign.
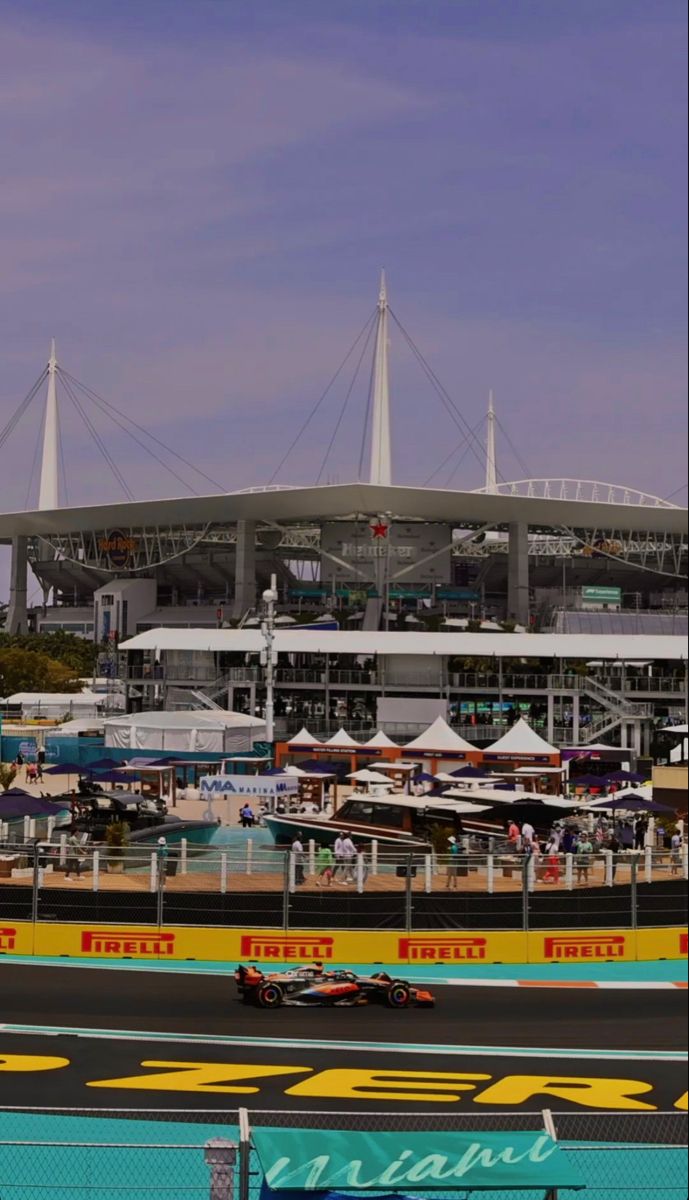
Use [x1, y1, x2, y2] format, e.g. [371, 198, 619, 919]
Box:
[200, 775, 299, 798]
[254, 1127, 584, 1192]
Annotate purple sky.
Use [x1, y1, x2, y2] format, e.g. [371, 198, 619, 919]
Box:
[0, 0, 687, 598]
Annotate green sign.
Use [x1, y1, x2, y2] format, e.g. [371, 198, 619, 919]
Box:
[254, 1127, 584, 1192]
[581, 586, 622, 603]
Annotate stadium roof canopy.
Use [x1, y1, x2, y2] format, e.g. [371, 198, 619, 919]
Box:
[0, 482, 686, 540]
[119, 628, 688, 660]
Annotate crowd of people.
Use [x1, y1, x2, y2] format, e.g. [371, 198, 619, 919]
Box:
[289, 830, 367, 887]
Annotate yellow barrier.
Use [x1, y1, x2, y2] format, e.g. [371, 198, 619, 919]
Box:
[2, 922, 684, 963]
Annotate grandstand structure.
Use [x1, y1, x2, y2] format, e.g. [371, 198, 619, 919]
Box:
[1, 278, 687, 746]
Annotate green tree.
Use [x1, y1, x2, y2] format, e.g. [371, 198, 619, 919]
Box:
[0, 647, 82, 695]
[0, 631, 98, 675]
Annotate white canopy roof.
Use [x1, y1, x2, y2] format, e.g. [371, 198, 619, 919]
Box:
[347, 769, 395, 785]
[363, 730, 399, 748]
[118, 628, 688, 662]
[103, 709, 262, 731]
[287, 726, 323, 746]
[404, 716, 476, 753]
[325, 728, 362, 747]
[486, 718, 559, 757]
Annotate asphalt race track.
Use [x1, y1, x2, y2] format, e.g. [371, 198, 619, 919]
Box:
[0, 963, 686, 1114]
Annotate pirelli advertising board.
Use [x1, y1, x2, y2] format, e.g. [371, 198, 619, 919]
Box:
[0, 923, 677, 963]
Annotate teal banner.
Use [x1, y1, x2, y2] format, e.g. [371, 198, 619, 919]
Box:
[253, 1127, 585, 1192]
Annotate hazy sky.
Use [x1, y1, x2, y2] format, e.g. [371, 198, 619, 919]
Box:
[0, 0, 687, 598]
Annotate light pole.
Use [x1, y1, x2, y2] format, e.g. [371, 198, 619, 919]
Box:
[261, 573, 278, 745]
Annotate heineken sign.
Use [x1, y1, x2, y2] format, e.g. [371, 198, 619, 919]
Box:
[254, 1127, 584, 1192]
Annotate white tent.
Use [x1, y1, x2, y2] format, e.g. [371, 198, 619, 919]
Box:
[104, 709, 266, 754]
[325, 727, 362, 747]
[287, 727, 323, 746]
[2, 690, 113, 719]
[404, 716, 476, 753]
[363, 730, 399, 748]
[347, 769, 395, 785]
[485, 718, 559, 758]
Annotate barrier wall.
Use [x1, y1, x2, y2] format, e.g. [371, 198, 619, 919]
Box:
[1, 922, 687, 964]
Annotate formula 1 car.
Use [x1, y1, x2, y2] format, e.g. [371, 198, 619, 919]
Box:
[234, 964, 435, 1009]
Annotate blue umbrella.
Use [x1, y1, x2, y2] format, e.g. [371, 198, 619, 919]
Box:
[94, 769, 141, 784]
[88, 757, 122, 770]
[43, 761, 91, 775]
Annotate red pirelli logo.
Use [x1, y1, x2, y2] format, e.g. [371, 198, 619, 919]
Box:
[544, 934, 626, 960]
[0, 927, 17, 952]
[680, 932, 688, 956]
[240, 934, 334, 960]
[81, 930, 176, 956]
[398, 936, 487, 961]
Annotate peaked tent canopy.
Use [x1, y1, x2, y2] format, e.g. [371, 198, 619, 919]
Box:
[484, 718, 559, 758]
[363, 730, 399, 748]
[287, 727, 323, 747]
[347, 769, 395, 785]
[325, 728, 362, 747]
[403, 716, 476, 754]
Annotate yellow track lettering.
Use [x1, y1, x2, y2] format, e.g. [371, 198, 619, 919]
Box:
[0, 1055, 69, 1073]
[474, 1074, 657, 1111]
[287, 1069, 491, 1103]
[674, 1092, 687, 1110]
[88, 1060, 312, 1094]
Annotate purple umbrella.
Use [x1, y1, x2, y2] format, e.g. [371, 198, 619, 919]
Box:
[88, 757, 122, 770]
[588, 794, 675, 813]
[0, 793, 70, 819]
[569, 774, 610, 788]
[606, 770, 647, 784]
[43, 761, 91, 776]
[450, 765, 488, 778]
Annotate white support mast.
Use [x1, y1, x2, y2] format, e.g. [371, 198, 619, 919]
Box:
[369, 270, 392, 486]
[485, 388, 498, 494]
[38, 338, 59, 510]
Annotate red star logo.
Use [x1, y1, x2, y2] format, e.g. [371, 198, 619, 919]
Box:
[370, 521, 389, 539]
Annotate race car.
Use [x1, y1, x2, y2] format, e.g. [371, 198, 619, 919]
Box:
[234, 963, 435, 1009]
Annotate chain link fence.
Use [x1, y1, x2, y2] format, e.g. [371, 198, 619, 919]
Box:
[2, 1106, 683, 1199]
[0, 841, 686, 932]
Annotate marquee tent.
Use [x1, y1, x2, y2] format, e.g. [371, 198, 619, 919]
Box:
[103, 710, 266, 754]
[402, 716, 480, 770]
[482, 718, 560, 767]
[286, 727, 322, 747]
[325, 728, 362, 747]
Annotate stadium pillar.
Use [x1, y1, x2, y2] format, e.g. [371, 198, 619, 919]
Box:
[507, 522, 529, 625]
[6, 535, 28, 634]
[232, 520, 256, 618]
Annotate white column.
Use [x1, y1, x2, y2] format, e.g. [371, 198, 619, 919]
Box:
[38, 339, 59, 509]
[92, 850, 100, 892]
[369, 271, 392, 486]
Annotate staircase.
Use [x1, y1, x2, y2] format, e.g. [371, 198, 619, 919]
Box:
[576, 675, 653, 744]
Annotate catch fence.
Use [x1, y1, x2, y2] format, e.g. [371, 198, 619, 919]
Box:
[0, 841, 687, 931]
[0, 1107, 685, 1199]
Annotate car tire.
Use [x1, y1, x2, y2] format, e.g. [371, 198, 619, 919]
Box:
[256, 982, 284, 1009]
[385, 982, 411, 1008]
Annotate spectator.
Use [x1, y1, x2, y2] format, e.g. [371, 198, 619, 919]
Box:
[521, 820, 535, 852]
[575, 833, 593, 884]
[507, 819, 521, 852]
[239, 803, 255, 828]
[446, 835, 460, 889]
[64, 833, 85, 882]
[670, 830, 683, 876]
[291, 834, 305, 886]
[333, 832, 346, 881]
[340, 832, 357, 884]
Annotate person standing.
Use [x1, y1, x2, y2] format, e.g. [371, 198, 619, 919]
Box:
[64, 833, 85, 881]
[445, 835, 460, 889]
[670, 830, 683, 876]
[341, 832, 357, 884]
[507, 819, 521, 852]
[575, 832, 593, 885]
[521, 820, 535, 853]
[333, 832, 346, 881]
[291, 833, 305, 885]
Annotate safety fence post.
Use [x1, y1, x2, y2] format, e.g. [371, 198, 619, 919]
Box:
[630, 855, 638, 929]
[521, 857, 530, 930]
[564, 852, 573, 890]
[204, 1136, 238, 1200]
[31, 845, 40, 925]
[604, 851, 614, 888]
[357, 852, 365, 894]
[220, 853, 228, 894]
[156, 852, 165, 929]
[288, 850, 296, 894]
[238, 1107, 251, 1200]
[424, 854, 432, 894]
[405, 854, 413, 932]
[308, 839, 316, 877]
[246, 838, 253, 876]
[149, 851, 158, 893]
[644, 845, 653, 883]
[282, 853, 291, 929]
[180, 838, 188, 875]
[92, 849, 100, 893]
[58, 832, 67, 867]
[683, 843, 688, 881]
[371, 839, 378, 875]
[486, 854, 494, 895]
